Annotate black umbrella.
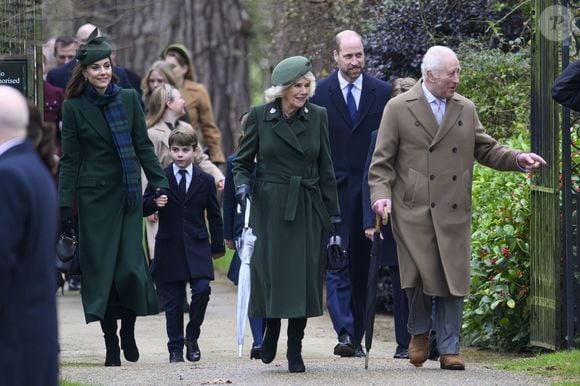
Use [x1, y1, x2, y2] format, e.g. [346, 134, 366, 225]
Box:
[364, 213, 388, 369]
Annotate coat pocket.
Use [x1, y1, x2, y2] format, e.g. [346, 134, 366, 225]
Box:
[402, 168, 419, 208]
[193, 228, 210, 240]
[156, 232, 173, 240]
[78, 176, 97, 187]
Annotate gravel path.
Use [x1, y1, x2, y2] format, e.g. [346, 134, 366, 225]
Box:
[58, 273, 548, 385]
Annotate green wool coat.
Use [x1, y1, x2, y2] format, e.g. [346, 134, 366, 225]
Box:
[233, 101, 340, 318]
[59, 89, 168, 323]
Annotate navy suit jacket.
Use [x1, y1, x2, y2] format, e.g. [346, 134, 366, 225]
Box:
[46, 58, 133, 90]
[310, 71, 391, 251]
[362, 130, 398, 266]
[143, 163, 224, 282]
[0, 140, 58, 386]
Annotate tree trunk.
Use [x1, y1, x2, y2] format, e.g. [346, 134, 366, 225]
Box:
[45, 0, 251, 157]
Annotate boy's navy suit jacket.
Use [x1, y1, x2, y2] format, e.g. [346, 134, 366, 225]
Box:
[143, 163, 224, 282]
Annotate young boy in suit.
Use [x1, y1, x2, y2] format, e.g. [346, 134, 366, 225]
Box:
[143, 126, 225, 363]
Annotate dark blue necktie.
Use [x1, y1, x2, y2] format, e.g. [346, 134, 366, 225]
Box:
[346, 83, 357, 123]
[178, 169, 187, 194]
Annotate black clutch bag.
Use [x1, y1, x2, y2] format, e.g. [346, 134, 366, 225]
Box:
[56, 230, 81, 276]
[326, 234, 347, 272]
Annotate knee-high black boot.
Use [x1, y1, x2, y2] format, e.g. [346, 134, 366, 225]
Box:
[120, 313, 139, 362]
[287, 317, 307, 373]
[261, 318, 281, 364]
[100, 316, 121, 367]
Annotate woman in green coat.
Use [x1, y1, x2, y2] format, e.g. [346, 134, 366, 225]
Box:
[58, 30, 169, 366]
[233, 56, 340, 373]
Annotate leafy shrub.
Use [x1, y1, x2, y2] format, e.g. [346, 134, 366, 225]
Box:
[463, 134, 531, 351]
[363, 0, 530, 80]
[457, 44, 530, 140]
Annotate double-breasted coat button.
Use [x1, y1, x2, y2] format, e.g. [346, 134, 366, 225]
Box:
[430, 175, 435, 180]
[430, 202, 436, 208]
[415, 121, 420, 126]
[429, 147, 433, 153]
[452, 175, 457, 181]
[452, 147, 457, 153]
[458, 120, 463, 126]
[452, 203, 458, 209]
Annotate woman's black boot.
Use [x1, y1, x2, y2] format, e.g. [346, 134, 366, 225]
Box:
[100, 317, 121, 367]
[261, 318, 281, 364]
[287, 318, 306, 373]
[120, 313, 139, 362]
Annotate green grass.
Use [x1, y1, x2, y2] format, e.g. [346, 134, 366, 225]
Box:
[212, 246, 234, 273]
[495, 349, 580, 385]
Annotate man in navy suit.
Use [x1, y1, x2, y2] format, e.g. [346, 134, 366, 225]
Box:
[0, 86, 59, 385]
[310, 30, 391, 357]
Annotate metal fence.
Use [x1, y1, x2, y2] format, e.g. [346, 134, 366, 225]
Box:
[530, 0, 579, 350]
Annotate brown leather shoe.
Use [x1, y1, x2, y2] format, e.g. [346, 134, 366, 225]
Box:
[440, 354, 465, 370]
[408, 332, 429, 367]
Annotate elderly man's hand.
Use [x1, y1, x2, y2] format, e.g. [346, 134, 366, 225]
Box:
[516, 152, 547, 172]
[372, 198, 391, 222]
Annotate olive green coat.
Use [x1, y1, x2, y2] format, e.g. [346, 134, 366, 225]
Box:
[233, 101, 340, 318]
[369, 81, 521, 297]
[59, 89, 168, 323]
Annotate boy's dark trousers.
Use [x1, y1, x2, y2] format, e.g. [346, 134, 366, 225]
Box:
[163, 278, 211, 352]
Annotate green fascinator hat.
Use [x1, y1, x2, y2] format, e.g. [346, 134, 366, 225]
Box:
[271, 56, 312, 86]
[75, 28, 112, 66]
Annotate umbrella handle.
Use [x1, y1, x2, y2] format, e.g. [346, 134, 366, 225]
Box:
[243, 198, 251, 228]
[374, 216, 382, 232]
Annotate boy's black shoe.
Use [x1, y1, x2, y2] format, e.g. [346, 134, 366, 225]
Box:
[169, 350, 184, 363]
[186, 341, 201, 362]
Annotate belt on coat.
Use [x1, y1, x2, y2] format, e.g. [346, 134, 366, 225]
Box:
[256, 171, 333, 232]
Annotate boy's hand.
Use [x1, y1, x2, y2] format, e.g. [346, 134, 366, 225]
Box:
[147, 213, 158, 223]
[154, 195, 168, 208]
[216, 179, 225, 191]
[225, 239, 235, 249]
[212, 252, 225, 259]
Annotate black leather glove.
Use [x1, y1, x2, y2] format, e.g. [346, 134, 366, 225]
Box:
[330, 215, 341, 234]
[235, 184, 251, 213]
[154, 187, 169, 198]
[59, 207, 75, 235]
[60, 207, 73, 225]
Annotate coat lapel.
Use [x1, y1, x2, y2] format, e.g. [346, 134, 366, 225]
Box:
[405, 81, 438, 140]
[184, 166, 203, 203]
[431, 96, 464, 147]
[265, 103, 304, 154]
[79, 97, 115, 146]
[353, 75, 376, 132]
[327, 72, 353, 126]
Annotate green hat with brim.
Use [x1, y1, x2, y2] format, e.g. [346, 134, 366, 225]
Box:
[75, 28, 112, 66]
[271, 56, 312, 86]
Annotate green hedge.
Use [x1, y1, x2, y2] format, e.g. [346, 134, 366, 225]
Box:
[457, 44, 530, 141]
[463, 134, 531, 351]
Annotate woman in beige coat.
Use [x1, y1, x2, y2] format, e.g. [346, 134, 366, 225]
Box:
[143, 84, 224, 260]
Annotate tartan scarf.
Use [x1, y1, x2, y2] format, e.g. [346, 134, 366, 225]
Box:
[83, 83, 140, 207]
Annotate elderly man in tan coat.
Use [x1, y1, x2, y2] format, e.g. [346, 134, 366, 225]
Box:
[368, 46, 545, 370]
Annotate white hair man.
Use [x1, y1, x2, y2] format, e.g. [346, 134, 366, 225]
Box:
[369, 46, 545, 370]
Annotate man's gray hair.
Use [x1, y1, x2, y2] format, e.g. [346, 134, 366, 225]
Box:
[264, 71, 316, 103]
[421, 46, 458, 78]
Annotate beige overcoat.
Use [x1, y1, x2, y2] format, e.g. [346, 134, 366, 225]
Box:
[369, 81, 521, 296]
[141, 120, 225, 258]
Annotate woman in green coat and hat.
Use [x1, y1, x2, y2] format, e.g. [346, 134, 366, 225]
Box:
[233, 56, 340, 373]
[59, 29, 169, 366]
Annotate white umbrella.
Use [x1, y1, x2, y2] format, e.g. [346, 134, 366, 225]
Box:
[236, 198, 256, 358]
